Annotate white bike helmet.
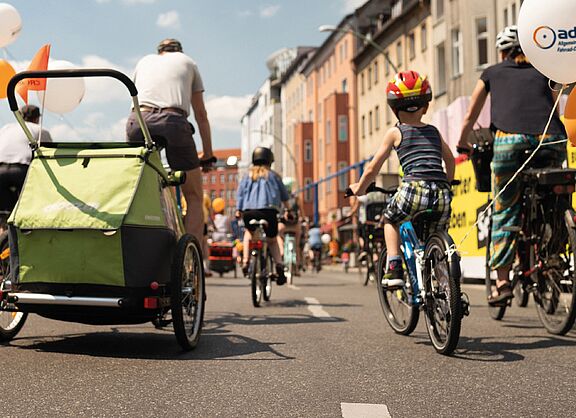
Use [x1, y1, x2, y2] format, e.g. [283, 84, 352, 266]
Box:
[496, 25, 520, 52]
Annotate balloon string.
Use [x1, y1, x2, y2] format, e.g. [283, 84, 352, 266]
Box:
[447, 83, 566, 257]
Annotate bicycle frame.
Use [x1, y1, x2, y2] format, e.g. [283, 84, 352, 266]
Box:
[399, 222, 426, 305]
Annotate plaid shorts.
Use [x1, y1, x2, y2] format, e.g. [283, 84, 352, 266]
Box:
[383, 181, 452, 230]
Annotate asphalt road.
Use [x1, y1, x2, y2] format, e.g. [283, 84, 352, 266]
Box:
[2, 267, 576, 417]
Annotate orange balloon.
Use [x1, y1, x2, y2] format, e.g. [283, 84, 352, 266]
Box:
[0, 59, 16, 100]
[565, 88, 576, 146]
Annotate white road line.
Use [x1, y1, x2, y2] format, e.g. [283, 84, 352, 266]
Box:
[341, 403, 391, 418]
[304, 297, 331, 318]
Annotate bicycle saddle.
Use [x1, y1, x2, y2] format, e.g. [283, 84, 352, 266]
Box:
[411, 210, 443, 223]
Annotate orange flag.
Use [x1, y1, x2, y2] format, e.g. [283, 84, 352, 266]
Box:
[16, 44, 51, 104]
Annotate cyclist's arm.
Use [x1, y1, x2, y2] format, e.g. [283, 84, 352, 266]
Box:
[350, 127, 399, 196]
[459, 79, 488, 149]
[191, 91, 213, 160]
[440, 137, 455, 182]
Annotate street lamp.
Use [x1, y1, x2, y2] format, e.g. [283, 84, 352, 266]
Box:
[318, 24, 398, 74]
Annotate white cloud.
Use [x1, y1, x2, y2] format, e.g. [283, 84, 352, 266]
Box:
[205, 95, 252, 132]
[342, 0, 366, 13]
[48, 116, 128, 142]
[260, 5, 280, 18]
[157, 10, 181, 29]
[238, 10, 253, 18]
[79, 55, 133, 104]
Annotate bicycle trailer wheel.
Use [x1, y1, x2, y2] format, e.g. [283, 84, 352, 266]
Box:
[0, 232, 27, 342]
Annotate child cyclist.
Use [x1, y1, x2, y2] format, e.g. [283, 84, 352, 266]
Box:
[236, 146, 290, 285]
[348, 71, 455, 288]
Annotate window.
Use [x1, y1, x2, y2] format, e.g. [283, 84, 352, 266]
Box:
[210, 190, 216, 200]
[476, 17, 489, 68]
[369, 111, 373, 135]
[342, 78, 348, 93]
[211, 175, 216, 184]
[368, 67, 372, 90]
[326, 164, 332, 193]
[421, 23, 427, 52]
[338, 162, 348, 192]
[511, 3, 517, 25]
[220, 174, 225, 183]
[385, 52, 392, 76]
[436, 42, 447, 95]
[396, 41, 403, 68]
[373, 60, 379, 84]
[436, 0, 444, 19]
[361, 73, 365, 95]
[220, 190, 224, 198]
[408, 32, 415, 60]
[361, 115, 366, 138]
[304, 178, 312, 202]
[228, 173, 234, 182]
[503, 8, 509, 27]
[338, 115, 348, 142]
[304, 140, 312, 162]
[375, 106, 380, 131]
[326, 120, 331, 144]
[317, 103, 322, 121]
[202, 175, 207, 184]
[451, 29, 463, 77]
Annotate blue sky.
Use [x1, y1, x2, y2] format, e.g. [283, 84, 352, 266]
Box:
[0, 0, 366, 149]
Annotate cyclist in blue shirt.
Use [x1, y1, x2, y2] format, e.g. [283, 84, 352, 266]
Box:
[236, 147, 290, 284]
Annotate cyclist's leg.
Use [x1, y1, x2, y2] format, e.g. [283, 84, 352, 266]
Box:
[181, 167, 204, 242]
[490, 132, 528, 292]
[277, 221, 285, 257]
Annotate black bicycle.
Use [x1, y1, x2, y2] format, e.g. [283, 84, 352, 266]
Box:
[247, 219, 274, 307]
[479, 147, 576, 335]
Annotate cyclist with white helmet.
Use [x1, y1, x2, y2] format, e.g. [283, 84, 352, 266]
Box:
[458, 25, 567, 305]
[277, 177, 303, 276]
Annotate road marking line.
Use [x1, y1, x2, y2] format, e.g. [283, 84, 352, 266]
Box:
[287, 284, 300, 290]
[341, 403, 391, 418]
[304, 297, 331, 318]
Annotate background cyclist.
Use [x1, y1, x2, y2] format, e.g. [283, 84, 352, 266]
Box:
[458, 25, 567, 305]
[277, 177, 303, 276]
[0, 105, 51, 232]
[236, 146, 290, 285]
[307, 224, 322, 271]
[348, 70, 454, 289]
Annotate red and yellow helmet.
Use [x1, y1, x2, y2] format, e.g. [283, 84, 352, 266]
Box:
[386, 70, 432, 112]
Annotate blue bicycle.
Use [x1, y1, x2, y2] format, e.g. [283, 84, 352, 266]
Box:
[347, 182, 469, 355]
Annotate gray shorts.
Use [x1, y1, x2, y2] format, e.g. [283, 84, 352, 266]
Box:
[126, 111, 200, 171]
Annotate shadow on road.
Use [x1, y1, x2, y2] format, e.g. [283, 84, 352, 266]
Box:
[8, 328, 295, 361]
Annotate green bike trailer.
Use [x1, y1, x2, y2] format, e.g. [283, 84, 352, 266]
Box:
[0, 69, 205, 350]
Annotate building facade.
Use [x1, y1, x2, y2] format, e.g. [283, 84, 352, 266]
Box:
[202, 148, 241, 219]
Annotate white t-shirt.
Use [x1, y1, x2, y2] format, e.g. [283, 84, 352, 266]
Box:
[133, 52, 204, 116]
[0, 122, 52, 165]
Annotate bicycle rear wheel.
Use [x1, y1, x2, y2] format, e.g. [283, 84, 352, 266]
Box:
[364, 252, 376, 286]
[533, 207, 576, 335]
[484, 205, 507, 320]
[250, 253, 263, 307]
[423, 234, 462, 355]
[263, 253, 273, 302]
[376, 247, 419, 335]
[171, 234, 205, 351]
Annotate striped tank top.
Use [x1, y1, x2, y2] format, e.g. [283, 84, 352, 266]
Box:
[394, 123, 448, 182]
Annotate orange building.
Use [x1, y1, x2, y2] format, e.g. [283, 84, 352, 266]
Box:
[202, 148, 240, 218]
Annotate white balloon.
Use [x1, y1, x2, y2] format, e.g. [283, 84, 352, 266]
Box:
[37, 60, 86, 114]
[321, 233, 331, 245]
[0, 3, 22, 48]
[518, 0, 576, 84]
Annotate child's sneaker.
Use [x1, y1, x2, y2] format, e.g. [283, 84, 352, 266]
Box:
[381, 267, 404, 290]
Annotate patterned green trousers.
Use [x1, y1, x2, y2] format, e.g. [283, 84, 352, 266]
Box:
[489, 131, 567, 269]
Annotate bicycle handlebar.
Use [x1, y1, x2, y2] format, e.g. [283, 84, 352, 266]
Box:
[344, 180, 461, 198]
[7, 69, 137, 111]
